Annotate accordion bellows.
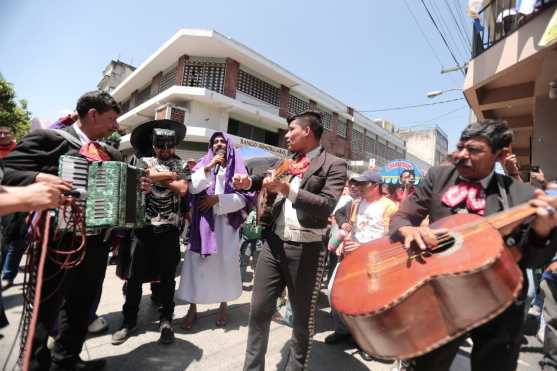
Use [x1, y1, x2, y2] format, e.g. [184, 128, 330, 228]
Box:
[58, 155, 146, 230]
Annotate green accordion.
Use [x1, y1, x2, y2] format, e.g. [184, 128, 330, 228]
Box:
[58, 155, 146, 230]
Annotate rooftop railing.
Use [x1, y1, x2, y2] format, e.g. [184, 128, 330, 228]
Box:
[472, 0, 556, 58]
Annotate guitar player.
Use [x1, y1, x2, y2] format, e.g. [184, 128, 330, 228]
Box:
[389, 119, 557, 371]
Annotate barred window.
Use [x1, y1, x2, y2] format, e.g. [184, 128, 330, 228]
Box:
[351, 126, 364, 153]
[376, 140, 386, 157]
[238, 70, 280, 107]
[183, 59, 225, 93]
[316, 106, 332, 131]
[336, 119, 347, 138]
[120, 100, 130, 114]
[159, 67, 177, 93]
[136, 84, 151, 106]
[288, 94, 310, 115]
[365, 135, 376, 154]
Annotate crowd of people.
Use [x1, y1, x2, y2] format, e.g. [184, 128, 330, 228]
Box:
[0, 89, 556, 371]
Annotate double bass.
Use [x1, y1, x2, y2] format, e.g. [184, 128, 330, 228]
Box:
[331, 197, 556, 360]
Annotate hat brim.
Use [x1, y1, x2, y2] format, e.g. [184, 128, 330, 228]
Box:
[130, 119, 186, 156]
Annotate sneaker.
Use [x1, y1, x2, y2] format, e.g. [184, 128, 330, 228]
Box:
[1, 279, 13, 290]
[529, 305, 542, 317]
[159, 320, 174, 345]
[324, 332, 352, 345]
[111, 323, 136, 345]
[88, 317, 109, 334]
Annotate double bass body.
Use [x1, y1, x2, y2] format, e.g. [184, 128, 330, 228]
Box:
[331, 213, 523, 360]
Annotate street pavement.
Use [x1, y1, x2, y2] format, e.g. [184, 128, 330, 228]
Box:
[0, 255, 545, 371]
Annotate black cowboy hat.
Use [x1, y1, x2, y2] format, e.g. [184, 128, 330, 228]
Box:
[130, 119, 187, 156]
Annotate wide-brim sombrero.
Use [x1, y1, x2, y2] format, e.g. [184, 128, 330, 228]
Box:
[130, 119, 187, 155]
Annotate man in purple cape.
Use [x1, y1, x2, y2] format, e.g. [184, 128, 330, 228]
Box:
[176, 132, 254, 328]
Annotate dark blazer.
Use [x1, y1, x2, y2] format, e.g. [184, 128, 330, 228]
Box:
[1, 126, 122, 186]
[389, 164, 557, 269]
[250, 148, 347, 230]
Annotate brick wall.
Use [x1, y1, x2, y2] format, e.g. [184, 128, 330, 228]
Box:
[224, 58, 239, 98]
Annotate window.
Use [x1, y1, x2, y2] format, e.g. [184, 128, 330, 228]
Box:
[228, 118, 279, 146]
[365, 135, 376, 154]
[183, 58, 226, 93]
[136, 84, 151, 106]
[159, 66, 177, 92]
[351, 125, 364, 153]
[316, 106, 332, 131]
[288, 94, 309, 115]
[238, 70, 280, 107]
[120, 100, 130, 113]
[336, 119, 347, 138]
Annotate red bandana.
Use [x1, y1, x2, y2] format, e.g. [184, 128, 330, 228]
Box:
[441, 181, 486, 215]
[79, 142, 111, 161]
[288, 154, 310, 176]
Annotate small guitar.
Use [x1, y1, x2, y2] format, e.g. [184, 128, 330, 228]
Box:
[256, 158, 292, 228]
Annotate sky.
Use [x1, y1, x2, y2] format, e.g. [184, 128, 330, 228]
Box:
[0, 0, 474, 150]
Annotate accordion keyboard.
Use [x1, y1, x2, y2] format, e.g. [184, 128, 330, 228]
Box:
[57, 156, 89, 230]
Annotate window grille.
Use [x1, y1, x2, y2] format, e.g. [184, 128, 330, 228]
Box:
[376, 140, 386, 157]
[120, 100, 130, 114]
[365, 135, 376, 154]
[238, 70, 280, 107]
[136, 84, 151, 106]
[336, 119, 347, 138]
[159, 67, 177, 92]
[316, 106, 332, 131]
[351, 126, 364, 153]
[183, 59, 225, 93]
[288, 94, 309, 115]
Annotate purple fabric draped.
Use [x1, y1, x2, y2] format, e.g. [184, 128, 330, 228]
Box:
[189, 132, 255, 256]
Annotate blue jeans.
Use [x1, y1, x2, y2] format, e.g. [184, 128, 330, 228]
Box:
[2, 238, 26, 281]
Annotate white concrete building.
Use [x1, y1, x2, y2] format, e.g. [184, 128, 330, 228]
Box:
[111, 29, 405, 165]
[396, 125, 449, 167]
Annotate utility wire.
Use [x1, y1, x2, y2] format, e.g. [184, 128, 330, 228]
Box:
[398, 106, 467, 126]
[451, 0, 473, 47]
[427, 0, 468, 64]
[444, 0, 472, 51]
[358, 98, 465, 113]
[420, 0, 465, 75]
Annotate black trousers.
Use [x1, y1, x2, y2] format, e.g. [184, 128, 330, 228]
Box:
[30, 234, 109, 371]
[243, 233, 326, 371]
[122, 226, 180, 325]
[541, 279, 557, 370]
[409, 301, 526, 371]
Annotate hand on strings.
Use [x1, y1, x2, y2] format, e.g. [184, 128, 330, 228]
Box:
[342, 239, 361, 253]
[199, 195, 219, 212]
[263, 177, 289, 196]
[140, 176, 152, 193]
[398, 226, 449, 250]
[232, 174, 251, 190]
[17, 182, 66, 211]
[35, 172, 73, 193]
[529, 189, 557, 239]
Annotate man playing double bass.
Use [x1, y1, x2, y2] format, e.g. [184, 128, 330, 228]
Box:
[390, 120, 557, 371]
[233, 110, 347, 371]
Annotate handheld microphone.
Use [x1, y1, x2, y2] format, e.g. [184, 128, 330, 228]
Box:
[214, 148, 226, 175]
[64, 188, 88, 200]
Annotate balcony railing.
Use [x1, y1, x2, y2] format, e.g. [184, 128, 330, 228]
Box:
[472, 0, 556, 57]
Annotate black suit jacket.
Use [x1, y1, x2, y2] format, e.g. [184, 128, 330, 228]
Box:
[250, 148, 347, 230]
[389, 164, 557, 269]
[1, 126, 122, 186]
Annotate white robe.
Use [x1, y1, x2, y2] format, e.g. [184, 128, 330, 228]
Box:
[176, 167, 245, 304]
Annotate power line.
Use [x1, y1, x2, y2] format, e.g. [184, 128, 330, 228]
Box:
[402, 0, 446, 70]
[398, 106, 467, 126]
[358, 97, 465, 113]
[444, 0, 472, 52]
[427, 0, 469, 65]
[420, 0, 465, 75]
[451, 0, 473, 47]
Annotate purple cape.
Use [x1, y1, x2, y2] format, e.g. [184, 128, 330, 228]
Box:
[189, 132, 255, 256]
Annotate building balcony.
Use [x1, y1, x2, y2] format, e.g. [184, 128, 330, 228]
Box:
[464, 0, 557, 179]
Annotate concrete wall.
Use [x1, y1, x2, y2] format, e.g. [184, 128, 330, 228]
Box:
[398, 129, 436, 166]
[532, 48, 557, 181]
[187, 100, 229, 132]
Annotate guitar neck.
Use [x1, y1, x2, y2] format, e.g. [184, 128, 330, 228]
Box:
[486, 195, 556, 231]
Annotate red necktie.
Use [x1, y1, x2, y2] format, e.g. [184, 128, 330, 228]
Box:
[79, 142, 111, 161]
[441, 181, 486, 215]
[288, 153, 310, 176]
